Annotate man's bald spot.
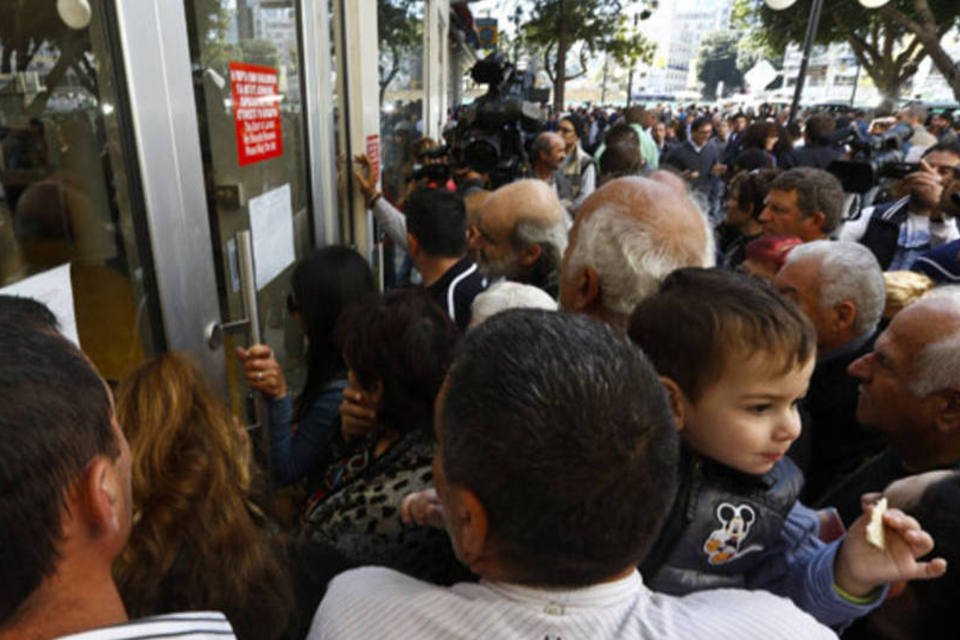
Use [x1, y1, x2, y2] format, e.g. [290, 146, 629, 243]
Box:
[481, 179, 566, 230]
[574, 174, 711, 267]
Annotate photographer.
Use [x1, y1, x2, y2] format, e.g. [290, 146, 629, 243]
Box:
[839, 142, 960, 270]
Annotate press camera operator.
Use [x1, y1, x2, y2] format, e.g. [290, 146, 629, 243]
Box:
[839, 141, 960, 270]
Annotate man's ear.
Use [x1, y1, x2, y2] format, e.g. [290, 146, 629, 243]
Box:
[519, 242, 543, 268]
[406, 233, 420, 260]
[808, 211, 827, 235]
[659, 376, 688, 431]
[568, 266, 601, 313]
[931, 389, 960, 433]
[447, 485, 489, 567]
[83, 457, 125, 541]
[833, 301, 857, 334]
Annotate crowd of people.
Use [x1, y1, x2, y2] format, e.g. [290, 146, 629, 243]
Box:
[4, 97, 960, 640]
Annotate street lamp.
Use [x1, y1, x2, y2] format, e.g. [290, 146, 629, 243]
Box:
[764, 0, 891, 125]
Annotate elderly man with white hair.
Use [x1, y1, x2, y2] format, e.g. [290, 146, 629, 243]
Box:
[816, 285, 960, 524]
[774, 240, 889, 503]
[474, 179, 568, 298]
[559, 172, 714, 330]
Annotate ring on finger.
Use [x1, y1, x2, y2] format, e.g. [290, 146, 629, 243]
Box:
[257, 371, 264, 381]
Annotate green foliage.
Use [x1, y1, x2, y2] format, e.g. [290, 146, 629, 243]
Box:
[745, 0, 960, 100]
[696, 31, 744, 100]
[378, 0, 423, 101]
[522, 0, 658, 107]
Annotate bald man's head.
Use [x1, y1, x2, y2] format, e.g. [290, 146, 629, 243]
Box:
[475, 179, 568, 288]
[560, 173, 714, 329]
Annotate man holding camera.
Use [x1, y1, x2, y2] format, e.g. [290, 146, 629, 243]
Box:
[839, 142, 960, 270]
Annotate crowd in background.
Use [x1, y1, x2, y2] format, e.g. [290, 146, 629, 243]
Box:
[5, 94, 960, 640]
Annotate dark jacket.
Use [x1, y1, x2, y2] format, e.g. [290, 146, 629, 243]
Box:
[642, 449, 803, 595]
[799, 331, 887, 505]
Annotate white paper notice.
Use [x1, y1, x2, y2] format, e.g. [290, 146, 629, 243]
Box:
[0, 263, 79, 346]
[249, 183, 295, 290]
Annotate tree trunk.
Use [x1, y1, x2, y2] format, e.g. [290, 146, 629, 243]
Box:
[881, 1, 960, 103]
[553, 0, 567, 111]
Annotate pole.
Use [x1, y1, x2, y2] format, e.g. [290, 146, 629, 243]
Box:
[849, 60, 861, 107]
[788, 0, 824, 127]
[626, 11, 639, 107]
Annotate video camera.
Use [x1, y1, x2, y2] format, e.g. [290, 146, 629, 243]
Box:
[826, 122, 914, 193]
[409, 145, 451, 184]
[445, 53, 545, 188]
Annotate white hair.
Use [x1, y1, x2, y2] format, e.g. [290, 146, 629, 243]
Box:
[786, 240, 886, 336]
[468, 281, 558, 330]
[908, 286, 960, 397]
[565, 203, 713, 317]
[514, 217, 568, 277]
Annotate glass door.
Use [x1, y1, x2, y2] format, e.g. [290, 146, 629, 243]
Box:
[184, 0, 316, 418]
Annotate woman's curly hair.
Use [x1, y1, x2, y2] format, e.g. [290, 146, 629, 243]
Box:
[113, 352, 292, 640]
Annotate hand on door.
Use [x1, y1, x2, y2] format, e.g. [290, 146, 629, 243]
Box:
[353, 153, 380, 205]
[236, 344, 288, 399]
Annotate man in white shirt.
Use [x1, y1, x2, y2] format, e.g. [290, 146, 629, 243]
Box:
[309, 310, 836, 640]
[0, 314, 236, 640]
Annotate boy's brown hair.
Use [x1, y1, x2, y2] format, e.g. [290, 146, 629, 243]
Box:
[628, 268, 815, 401]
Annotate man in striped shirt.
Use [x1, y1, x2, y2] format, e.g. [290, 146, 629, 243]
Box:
[309, 310, 836, 639]
[0, 316, 235, 640]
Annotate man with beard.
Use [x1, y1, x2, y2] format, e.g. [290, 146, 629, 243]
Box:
[473, 179, 567, 299]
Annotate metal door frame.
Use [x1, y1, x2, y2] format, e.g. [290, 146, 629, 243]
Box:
[112, 0, 341, 397]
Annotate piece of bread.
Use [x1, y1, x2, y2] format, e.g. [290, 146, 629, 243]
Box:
[866, 497, 887, 550]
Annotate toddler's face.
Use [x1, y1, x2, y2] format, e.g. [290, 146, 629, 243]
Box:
[678, 351, 814, 476]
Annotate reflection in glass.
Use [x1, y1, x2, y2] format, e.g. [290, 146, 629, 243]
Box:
[0, 1, 157, 382]
[186, 0, 313, 414]
[377, 0, 425, 287]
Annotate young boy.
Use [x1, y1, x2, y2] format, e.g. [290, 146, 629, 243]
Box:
[628, 268, 945, 629]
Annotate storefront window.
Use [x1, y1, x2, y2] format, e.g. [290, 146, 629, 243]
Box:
[0, 1, 159, 383]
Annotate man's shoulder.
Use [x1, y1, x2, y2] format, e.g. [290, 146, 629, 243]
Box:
[57, 612, 235, 640]
[668, 588, 837, 638]
[309, 567, 477, 639]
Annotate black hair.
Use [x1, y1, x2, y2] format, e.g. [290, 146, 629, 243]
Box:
[339, 288, 459, 436]
[0, 325, 117, 624]
[629, 268, 815, 401]
[405, 187, 467, 258]
[691, 115, 713, 133]
[441, 310, 679, 586]
[922, 140, 960, 159]
[0, 295, 59, 333]
[289, 247, 375, 421]
[561, 113, 585, 140]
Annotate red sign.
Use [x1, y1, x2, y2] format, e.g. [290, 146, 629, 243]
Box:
[365, 134, 380, 184]
[229, 61, 283, 166]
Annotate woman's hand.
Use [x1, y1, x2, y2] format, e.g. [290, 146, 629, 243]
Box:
[235, 345, 288, 399]
[401, 488, 445, 529]
[339, 383, 378, 444]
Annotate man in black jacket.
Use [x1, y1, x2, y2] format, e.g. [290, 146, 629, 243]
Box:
[774, 240, 888, 504]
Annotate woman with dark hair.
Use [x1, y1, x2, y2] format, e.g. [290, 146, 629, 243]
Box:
[238, 246, 375, 489]
[737, 121, 780, 167]
[114, 353, 294, 640]
[304, 287, 464, 583]
[717, 168, 781, 268]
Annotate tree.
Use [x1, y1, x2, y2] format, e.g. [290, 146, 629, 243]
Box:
[747, 0, 960, 103]
[523, 0, 658, 109]
[696, 31, 744, 100]
[378, 0, 422, 105]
